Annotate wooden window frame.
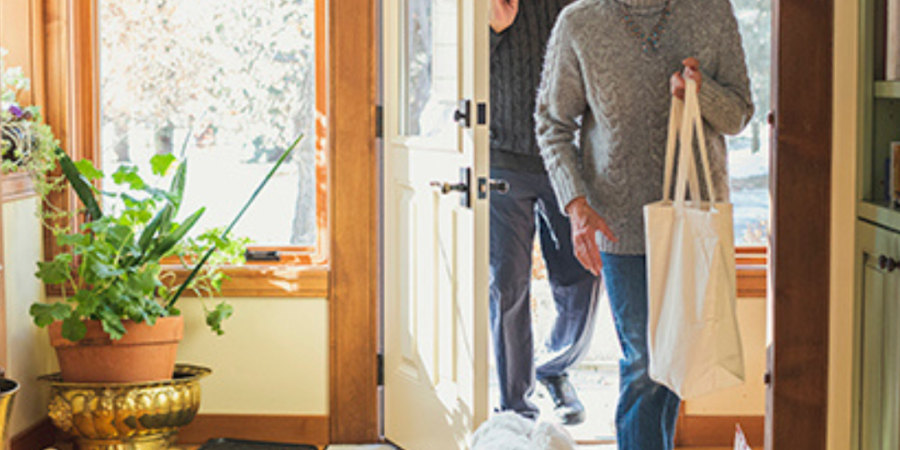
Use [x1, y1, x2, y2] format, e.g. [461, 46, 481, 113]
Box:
[43, 0, 330, 299]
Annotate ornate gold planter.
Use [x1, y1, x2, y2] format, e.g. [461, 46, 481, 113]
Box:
[0, 377, 20, 447]
[40, 364, 210, 450]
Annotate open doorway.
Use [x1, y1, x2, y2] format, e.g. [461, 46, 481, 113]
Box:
[331, 0, 834, 447]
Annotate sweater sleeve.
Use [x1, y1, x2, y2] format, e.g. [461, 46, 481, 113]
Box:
[697, 1, 755, 136]
[534, 14, 588, 214]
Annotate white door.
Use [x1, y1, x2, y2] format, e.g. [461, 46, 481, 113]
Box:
[382, 0, 490, 448]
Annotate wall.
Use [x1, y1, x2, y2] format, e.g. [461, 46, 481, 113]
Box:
[3, 199, 56, 437]
[1, 0, 59, 439]
[829, 0, 859, 448]
[177, 297, 329, 415]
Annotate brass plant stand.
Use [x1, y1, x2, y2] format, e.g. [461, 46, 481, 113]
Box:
[40, 364, 210, 450]
[0, 375, 20, 448]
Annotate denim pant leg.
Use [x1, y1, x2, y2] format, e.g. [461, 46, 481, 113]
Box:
[534, 179, 602, 380]
[601, 253, 681, 450]
[489, 169, 539, 417]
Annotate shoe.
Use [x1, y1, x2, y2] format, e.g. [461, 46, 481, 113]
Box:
[539, 374, 585, 426]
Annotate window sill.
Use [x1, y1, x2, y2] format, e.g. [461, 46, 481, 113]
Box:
[2, 172, 37, 203]
[736, 247, 767, 299]
[46, 266, 330, 299]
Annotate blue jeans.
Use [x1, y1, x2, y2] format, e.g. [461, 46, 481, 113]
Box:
[601, 253, 681, 450]
[489, 168, 601, 418]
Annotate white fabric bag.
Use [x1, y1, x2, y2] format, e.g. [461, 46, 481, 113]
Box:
[643, 80, 745, 399]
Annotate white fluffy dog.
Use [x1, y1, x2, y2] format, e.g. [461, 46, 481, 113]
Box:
[470, 412, 578, 450]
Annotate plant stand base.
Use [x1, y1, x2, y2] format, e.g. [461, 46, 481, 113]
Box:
[74, 432, 177, 450]
[40, 365, 210, 450]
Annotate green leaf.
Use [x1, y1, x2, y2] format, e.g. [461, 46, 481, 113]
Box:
[58, 150, 102, 220]
[145, 207, 205, 262]
[97, 307, 126, 340]
[150, 154, 177, 176]
[159, 161, 188, 231]
[205, 302, 233, 335]
[74, 159, 103, 181]
[35, 253, 73, 285]
[57, 233, 89, 248]
[61, 316, 87, 342]
[112, 166, 146, 190]
[30, 303, 72, 328]
[137, 208, 167, 255]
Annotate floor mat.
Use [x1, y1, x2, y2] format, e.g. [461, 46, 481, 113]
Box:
[199, 438, 318, 450]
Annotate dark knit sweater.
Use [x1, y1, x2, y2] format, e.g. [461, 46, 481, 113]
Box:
[490, 0, 572, 173]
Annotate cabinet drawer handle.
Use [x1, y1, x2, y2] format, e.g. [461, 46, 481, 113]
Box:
[878, 255, 900, 272]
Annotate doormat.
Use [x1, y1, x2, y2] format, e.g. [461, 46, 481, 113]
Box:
[199, 438, 318, 450]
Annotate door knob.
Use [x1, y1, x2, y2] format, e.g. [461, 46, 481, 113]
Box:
[489, 179, 510, 194]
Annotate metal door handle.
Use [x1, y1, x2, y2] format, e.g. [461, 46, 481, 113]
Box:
[454, 99, 472, 128]
[430, 181, 467, 195]
[430, 168, 473, 208]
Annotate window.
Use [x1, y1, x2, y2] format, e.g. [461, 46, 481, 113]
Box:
[728, 0, 770, 248]
[48, 0, 329, 297]
[728, 0, 769, 296]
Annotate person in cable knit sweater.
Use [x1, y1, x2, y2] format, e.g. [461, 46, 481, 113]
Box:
[535, 0, 753, 448]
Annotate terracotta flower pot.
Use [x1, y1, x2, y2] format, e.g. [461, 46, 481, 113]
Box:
[48, 316, 184, 383]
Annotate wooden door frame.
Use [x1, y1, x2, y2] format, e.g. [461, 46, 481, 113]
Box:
[327, 0, 834, 448]
[328, 0, 381, 444]
[766, 0, 832, 449]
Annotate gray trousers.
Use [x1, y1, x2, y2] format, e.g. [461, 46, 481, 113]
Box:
[489, 168, 602, 417]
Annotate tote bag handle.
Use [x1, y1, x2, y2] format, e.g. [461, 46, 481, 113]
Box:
[673, 79, 717, 207]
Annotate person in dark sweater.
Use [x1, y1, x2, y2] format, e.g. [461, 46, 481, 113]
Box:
[489, 0, 601, 426]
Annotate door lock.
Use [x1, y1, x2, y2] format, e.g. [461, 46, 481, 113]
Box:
[478, 177, 510, 199]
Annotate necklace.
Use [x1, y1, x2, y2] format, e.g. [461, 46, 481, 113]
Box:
[619, 0, 672, 53]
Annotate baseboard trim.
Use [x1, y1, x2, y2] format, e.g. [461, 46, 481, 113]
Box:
[177, 414, 330, 447]
[11, 418, 60, 450]
[675, 413, 765, 447]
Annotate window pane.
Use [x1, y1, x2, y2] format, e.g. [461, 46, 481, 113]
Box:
[403, 0, 458, 138]
[729, 0, 771, 247]
[99, 0, 318, 246]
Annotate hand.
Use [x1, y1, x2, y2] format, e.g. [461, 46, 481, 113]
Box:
[565, 197, 618, 276]
[491, 0, 519, 33]
[670, 57, 703, 100]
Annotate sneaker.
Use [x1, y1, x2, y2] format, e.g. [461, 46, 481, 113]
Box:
[539, 374, 585, 426]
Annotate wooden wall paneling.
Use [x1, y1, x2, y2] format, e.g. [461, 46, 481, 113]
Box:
[328, 0, 380, 443]
[767, 0, 833, 449]
[42, 0, 73, 264]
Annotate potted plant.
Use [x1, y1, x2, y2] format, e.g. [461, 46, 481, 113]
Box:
[29, 134, 301, 383]
[1, 48, 61, 190]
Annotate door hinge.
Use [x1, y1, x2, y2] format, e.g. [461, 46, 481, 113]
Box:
[375, 105, 384, 139]
[377, 354, 384, 387]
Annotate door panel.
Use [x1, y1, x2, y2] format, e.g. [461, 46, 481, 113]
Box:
[383, 0, 490, 448]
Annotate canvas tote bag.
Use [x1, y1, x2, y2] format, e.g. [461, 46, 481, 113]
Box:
[643, 79, 745, 399]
